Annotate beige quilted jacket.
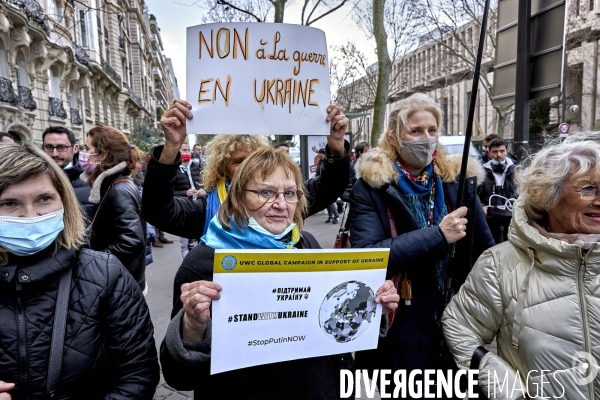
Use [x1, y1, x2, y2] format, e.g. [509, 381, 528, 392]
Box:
[443, 198, 600, 400]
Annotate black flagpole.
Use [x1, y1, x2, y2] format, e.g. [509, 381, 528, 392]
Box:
[455, 0, 491, 209]
[445, 0, 492, 306]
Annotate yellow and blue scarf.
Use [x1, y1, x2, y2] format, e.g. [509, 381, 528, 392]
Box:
[203, 180, 229, 236]
[201, 215, 301, 250]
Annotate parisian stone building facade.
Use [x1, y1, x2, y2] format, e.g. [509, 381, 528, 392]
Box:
[0, 0, 178, 144]
[339, 1, 596, 144]
[338, 19, 500, 144]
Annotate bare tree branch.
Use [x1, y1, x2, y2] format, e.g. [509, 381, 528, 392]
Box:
[306, 0, 349, 26]
[300, 0, 310, 25]
[216, 0, 265, 22]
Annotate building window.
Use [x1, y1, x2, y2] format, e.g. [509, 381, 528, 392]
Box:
[49, 66, 61, 98]
[16, 52, 28, 86]
[83, 87, 90, 111]
[48, 0, 63, 20]
[80, 10, 88, 47]
[591, 0, 594, 10]
[69, 85, 77, 109]
[0, 43, 7, 79]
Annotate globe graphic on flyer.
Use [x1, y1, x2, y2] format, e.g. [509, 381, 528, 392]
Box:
[318, 281, 377, 343]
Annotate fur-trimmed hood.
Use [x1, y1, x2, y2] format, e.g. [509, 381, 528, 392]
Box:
[82, 161, 128, 204]
[357, 148, 485, 189]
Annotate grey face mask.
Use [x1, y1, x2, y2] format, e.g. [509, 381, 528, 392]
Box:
[398, 138, 438, 171]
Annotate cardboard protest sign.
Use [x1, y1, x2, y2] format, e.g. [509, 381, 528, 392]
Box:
[186, 23, 331, 136]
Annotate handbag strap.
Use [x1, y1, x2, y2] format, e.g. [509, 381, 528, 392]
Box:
[90, 177, 132, 225]
[469, 345, 489, 370]
[339, 203, 351, 232]
[386, 207, 401, 327]
[469, 346, 490, 399]
[46, 267, 73, 397]
[386, 207, 397, 237]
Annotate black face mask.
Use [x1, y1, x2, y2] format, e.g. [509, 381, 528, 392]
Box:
[492, 163, 506, 173]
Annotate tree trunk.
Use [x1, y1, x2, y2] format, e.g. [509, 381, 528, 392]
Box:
[495, 104, 512, 138]
[273, 0, 286, 23]
[371, 0, 392, 147]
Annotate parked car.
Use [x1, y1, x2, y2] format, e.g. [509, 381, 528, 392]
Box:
[438, 135, 482, 161]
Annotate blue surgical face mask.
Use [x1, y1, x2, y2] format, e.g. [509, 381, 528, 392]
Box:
[490, 159, 506, 166]
[0, 208, 65, 256]
[247, 217, 296, 240]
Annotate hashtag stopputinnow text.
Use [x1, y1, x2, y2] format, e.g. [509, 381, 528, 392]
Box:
[248, 336, 306, 347]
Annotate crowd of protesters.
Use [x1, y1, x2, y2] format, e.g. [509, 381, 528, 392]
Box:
[1, 91, 600, 400]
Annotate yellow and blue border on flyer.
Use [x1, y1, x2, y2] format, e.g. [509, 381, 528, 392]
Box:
[211, 248, 390, 374]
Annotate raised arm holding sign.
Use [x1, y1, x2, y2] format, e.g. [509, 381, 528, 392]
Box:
[141, 23, 350, 241]
[159, 99, 347, 165]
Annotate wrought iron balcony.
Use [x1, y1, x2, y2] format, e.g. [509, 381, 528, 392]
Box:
[17, 86, 36, 111]
[6, 0, 49, 33]
[49, 97, 67, 119]
[100, 57, 122, 87]
[0, 78, 18, 105]
[119, 36, 125, 49]
[70, 108, 83, 125]
[73, 43, 93, 70]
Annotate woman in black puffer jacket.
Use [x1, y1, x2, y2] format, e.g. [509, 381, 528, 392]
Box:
[0, 143, 159, 400]
[81, 126, 147, 291]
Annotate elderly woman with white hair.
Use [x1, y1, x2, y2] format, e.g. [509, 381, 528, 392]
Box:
[443, 138, 600, 399]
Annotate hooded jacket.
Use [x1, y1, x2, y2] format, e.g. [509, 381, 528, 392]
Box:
[443, 199, 600, 400]
[0, 246, 159, 399]
[350, 149, 494, 372]
[479, 157, 518, 208]
[86, 162, 147, 290]
[62, 154, 94, 220]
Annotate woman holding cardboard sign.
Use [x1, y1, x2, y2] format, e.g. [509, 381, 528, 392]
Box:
[142, 99, 351, 240]
[160, 147, 399, 398]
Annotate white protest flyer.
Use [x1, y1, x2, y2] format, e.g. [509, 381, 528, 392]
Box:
[210, 248, 390, 374]
[306, 134, 351, 178]
[186, 23, 330, 136]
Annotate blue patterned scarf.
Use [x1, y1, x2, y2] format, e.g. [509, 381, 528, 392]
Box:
[395, 161, 449, 325]
[200, 215, 299, 250]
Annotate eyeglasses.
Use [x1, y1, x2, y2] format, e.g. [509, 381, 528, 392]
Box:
[42, 145, 72, 153]
[245, 189, 303, 204]
[567, 185, 600, 201]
